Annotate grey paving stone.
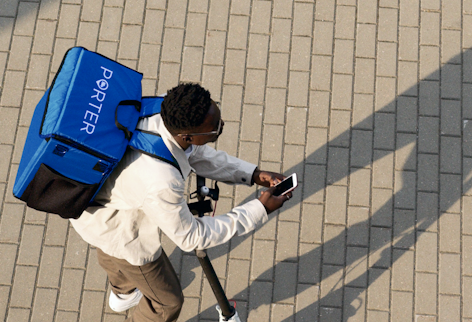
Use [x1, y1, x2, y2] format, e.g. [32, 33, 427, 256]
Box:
[334, 39, 354, 74]
[14, 2, 38, 36]
[331, 74, 353, 110]
[6, 308, 30, 322]
[77, 22, 100, 51]
[344, 246, 368, 287]
[440, 136, 461, 174]
[302, 164, 326, 204]
[0, 285, 10, 321]
[399, 27, 419, 61]
[26, 54, 50, 90]
[269, 18, 291, 53]
[375, 77, 396, 112]
[377, 42, 397, 77]
[0, 18, 14, 51]
[57, 268, 85, 311]
[79, 291, 106, 322]
[326, 147, 349, 185]
[247, 34, 269, 69]
[142, 9, 165, 44]
[313, 21, 334, 55]
[273, 0, 292, 19]
[207, 0, 229, 31]
[417, 192, 438, 231]
[123, 0, 145, 24]
[417, 154, 439, 192]
[249, 1, 271, 34]
[392, 249, 414, 291]
[378, 8, 398, 42]
[161, 28, 184, 63]
[399, 0, 419, 26]
[0, 71, 26, 107]
[308, 90, 330, 128]
[0, 244, 18, 285]
[420, 12, 440, 46]
[185, 13, 207, 47]
[224, 49, 246, 85]
[441, 64, 461, 99]
[8, 36, 32, 71]
[250, 239, 275, 281]
[10, 265, 37, 308]
[397, 96, 418, 132]
[367, 268, 390, 310]
[439, 212, 461, 253]
[335, 5, 356, 39]
[347, 206, 370, 246]
[57, 4, 80, 39]
[181, 46, 203, 82]
[201, 64, 223, 100]
[357, 0, 377, 23]
[374, 113, 395, 150]
[293, 2, 314, 37]
[395, 133, 416, 171]
[438, 295, 461, 322]
[290, 36, 311, 72]
[349, 168, 371, 207]
[99, 7, 123, 41]
[320, 264, 344, 307]
[227, 15, 248, 50]
[397, 61, 418, 96]
[298, 243, 321, 285]
[264, 88, 286, 124]
[440, 174, 461, 214]
[17, 224, 44, 266]
[248, 281, 273, 321]
[230, 0, 250, 15]
[311, 55, 332, 92]
[392, 291, 413, 321]
[226, 259, 250, 300]
[295, 284, 319, 322]
[31, 288, 57, 322]
[244, 69, 266, 104]
[369, 227, 391, 268]
[322, 224, 345, 265]
[0, 203, 24, 243]
[418, 116, 439, 153]
[439, 253, 460, 295]
[352, 94, 374, 130]
[354, 58, 375, 94]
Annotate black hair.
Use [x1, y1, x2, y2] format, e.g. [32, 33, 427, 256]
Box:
[161, 83, 212, 133]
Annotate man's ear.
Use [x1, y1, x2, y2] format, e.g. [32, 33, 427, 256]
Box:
[182, 135, 193, 143]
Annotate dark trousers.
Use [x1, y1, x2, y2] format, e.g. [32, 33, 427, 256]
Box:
[96, 248, 184, 322]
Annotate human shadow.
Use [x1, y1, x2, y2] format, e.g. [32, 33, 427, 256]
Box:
[166, 48, 471, 322]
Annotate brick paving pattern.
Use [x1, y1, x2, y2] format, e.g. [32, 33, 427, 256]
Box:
[0, 0, 471, 321]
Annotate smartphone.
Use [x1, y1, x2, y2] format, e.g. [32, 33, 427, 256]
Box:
[273, 173, 298, 196]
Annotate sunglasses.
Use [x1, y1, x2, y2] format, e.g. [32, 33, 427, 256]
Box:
[177, 117, 223, 137]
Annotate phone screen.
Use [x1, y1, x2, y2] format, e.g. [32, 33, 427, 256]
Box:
[273, 176, 295, 196]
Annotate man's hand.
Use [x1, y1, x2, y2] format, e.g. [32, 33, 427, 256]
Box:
[258, 186, 292, 214]
[252, 169, 285, 187]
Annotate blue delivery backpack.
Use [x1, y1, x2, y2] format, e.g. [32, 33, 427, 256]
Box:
[13, 47, 180, 219]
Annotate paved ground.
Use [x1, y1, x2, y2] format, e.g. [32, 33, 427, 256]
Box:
[1, 0, 472, 321]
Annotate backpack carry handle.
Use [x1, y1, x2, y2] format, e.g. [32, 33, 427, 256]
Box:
[115, 100, 141, 140]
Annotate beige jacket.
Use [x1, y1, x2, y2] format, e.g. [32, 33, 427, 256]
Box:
[70, 114, 268, 265]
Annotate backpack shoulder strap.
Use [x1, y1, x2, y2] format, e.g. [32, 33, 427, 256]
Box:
[129, 130, 183, 178]
[139, 96, 164, 118]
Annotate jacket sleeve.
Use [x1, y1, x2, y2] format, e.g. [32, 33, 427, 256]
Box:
[142, 179, 268, 252]
[189, 144, 257, 186]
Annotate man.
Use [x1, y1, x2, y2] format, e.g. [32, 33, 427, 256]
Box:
[70, 83, 291, 321]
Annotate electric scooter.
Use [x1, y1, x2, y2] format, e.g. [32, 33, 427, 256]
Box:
[188, 176, 242, 322]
